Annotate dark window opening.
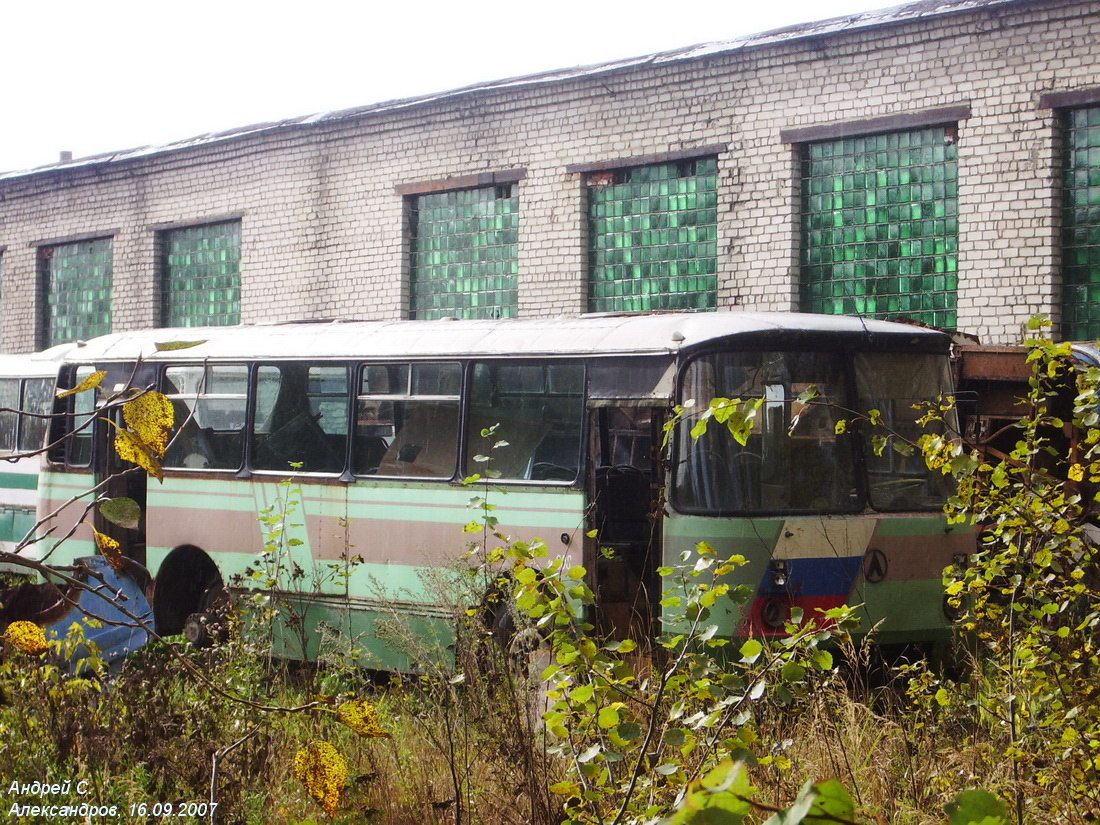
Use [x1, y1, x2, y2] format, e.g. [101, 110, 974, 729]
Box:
[353, 362, 461, 479]
[465, 362, 584, 483]
[252, 364, 349, 473]
[163, 365, 248, 471]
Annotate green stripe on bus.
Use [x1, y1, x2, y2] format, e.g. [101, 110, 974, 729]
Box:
[872, 516, 967, 536]
[0, 507, 35, 542]
[148, 479, 584, 523]
[664, 515, 784, 542]
[0, 472, 38, 491]
[146, 546, 445, 601]
[153, 475, 581, 505]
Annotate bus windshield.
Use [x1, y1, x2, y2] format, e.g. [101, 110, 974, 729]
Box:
[675, 350, 952, 515]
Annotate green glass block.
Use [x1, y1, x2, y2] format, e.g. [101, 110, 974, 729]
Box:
[162, 222, 241, 327]
[798, 125, 958, 328]
[1062, 106, 1100, 341]
[42, 237, 113, 346]
[410, 185, 518, 319]
[586, 159, 718, 312]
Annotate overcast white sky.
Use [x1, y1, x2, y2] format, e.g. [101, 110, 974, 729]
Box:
[1, 0, 898, 174]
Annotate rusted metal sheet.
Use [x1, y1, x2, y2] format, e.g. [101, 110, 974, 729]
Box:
[956, 346, 1033, 382]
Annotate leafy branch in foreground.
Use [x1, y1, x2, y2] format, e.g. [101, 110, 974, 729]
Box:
[910, 319, 1100, 824]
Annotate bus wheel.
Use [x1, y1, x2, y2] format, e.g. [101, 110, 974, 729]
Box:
[184, 587, 229, 648]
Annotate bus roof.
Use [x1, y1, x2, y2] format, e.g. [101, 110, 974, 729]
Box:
[0, 344, 79, 377]
[60, 312, 949, 363]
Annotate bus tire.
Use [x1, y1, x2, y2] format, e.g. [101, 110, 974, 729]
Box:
[184, 587, 229, 648]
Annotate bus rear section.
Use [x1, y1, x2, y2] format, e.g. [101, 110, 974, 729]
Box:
[665, 342, 971, 650]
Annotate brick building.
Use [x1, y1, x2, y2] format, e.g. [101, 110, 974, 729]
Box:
[0, 0, 1098, 350]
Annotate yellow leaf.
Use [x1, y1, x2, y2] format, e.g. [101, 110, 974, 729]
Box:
[92, 527, 125, 572]
[4, 621, 48, 655]
[336, 699, 391, 738]
[1069, 463, 1085, 482]
[294, 741, 347, 817]
[114, 429, 164, 481]
[122, 391, 174, 456]
[56, 370, 107, 399]
[154, 340, 207, 352]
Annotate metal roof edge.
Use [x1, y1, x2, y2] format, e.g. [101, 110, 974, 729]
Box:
[0, 0, 1033, 182]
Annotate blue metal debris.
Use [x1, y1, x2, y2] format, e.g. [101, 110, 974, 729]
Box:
[40, 556, 154, 668]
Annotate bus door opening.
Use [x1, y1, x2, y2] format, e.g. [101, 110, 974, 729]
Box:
[95, 365, 155, 568]
[587, 406, 663, 643]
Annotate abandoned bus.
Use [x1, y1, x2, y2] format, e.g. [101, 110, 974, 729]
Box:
[0, 350, 64, 571]
[35, 314, 970, 666]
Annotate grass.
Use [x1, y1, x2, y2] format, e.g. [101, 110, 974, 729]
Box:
[0, 613, 1089, 824]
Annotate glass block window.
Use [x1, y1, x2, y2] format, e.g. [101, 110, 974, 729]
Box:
[40, 238, 113, 346]
[409, 186, 518, 320]
[161, 221, 242, 327]
[587, 158, 718, 313]
[1062, 106, 1100, 340]
[800, 127, 959, 328]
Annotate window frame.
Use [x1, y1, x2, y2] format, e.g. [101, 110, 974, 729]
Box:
[352, 360, 464, 481]
[36, 236, 115, 349]
[157, 219, 243, 329]
[462, 359, 587, 487]
[247, 361, 354, 476]
[160, 362, 251, 474]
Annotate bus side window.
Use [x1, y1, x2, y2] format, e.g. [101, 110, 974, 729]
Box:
[0, 379, 20, 453]
[19, 378, 54, 453]
[353, 362, 460, 479]
[251, 364, 347, 473]
[67, 366, 97, 468]
[465, 362, 584, 482]
[163, 365, 248, 471]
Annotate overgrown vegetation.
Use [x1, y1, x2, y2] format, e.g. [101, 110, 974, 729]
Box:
[1, 324, 1097, 823]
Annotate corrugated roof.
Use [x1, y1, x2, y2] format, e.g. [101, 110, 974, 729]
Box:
[61, 313, 948, 362]
[0, 0, 1021, 181]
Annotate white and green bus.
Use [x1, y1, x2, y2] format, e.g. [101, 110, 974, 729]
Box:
[0, 350, 65, 571]
[36, 314, 971, 667]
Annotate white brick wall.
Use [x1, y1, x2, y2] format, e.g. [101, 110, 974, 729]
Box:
[0, 0, 1098, 350]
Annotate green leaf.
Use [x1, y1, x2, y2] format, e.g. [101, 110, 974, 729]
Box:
[615, 722, 642, 741]
[739, 639, 763, 663]
[577, 744, 601, 763]
[597, 706, 620, 729]
[795, 385, 819, 403]
[763, 780, 817, 825]
[666, 759, 753, 825]
[806, 779, 854, 822]
[780, 661, 806, 682]
[98, 497, 142, 530]
[665, 728, 687, 747]
[569, 684, 594, 704]
[945, 790, 1009, 825]
[871, 433, 887, 456]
